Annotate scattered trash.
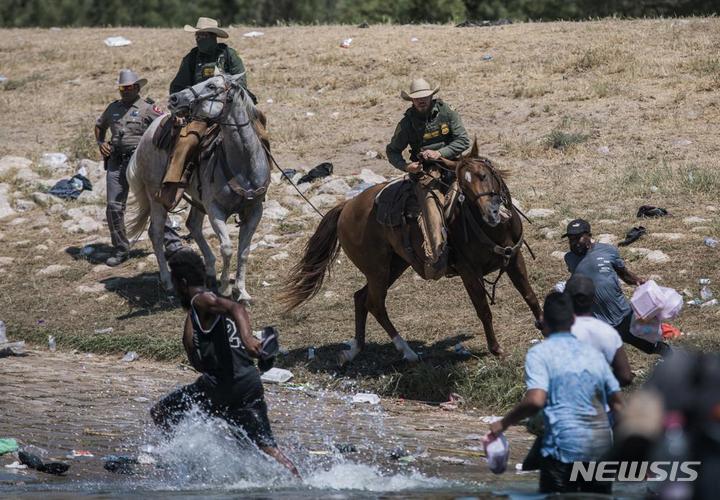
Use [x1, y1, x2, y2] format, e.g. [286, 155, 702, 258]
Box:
[133, 396, 150, 403]
[48, 174, 93, 201]
[307, 347, 316, 360]
[80, 245, 94, 256]
[650, 185, 659, 193]
[410, 37, 419, 42]
[19, 450, 70, 475]
[553, 280, 566, 293]
[48, 335, 56, 352]
[481, 54, 493, 61]
[340, 38, 353, 48]
[298, 162, 333, 184]
[704, 237, 718, 249]
[479, 416, 503, 424]
[334, 443, 357, 453]
[280, 168, 297, 180]
[0, 438, 18, 455]
[103, 455, 138, 474]
[4, 461, 27, 470]
[398, 455, 416, 464]
[439, 393, 465, 411]
[352, 392, 381, 405]
[661, 323, 683, 340]
[483, 432, 510, 474]
[597, 146, 610, 155]
[243, 31, 264, 38]
[701, 299, 718, 308]
[700, 280, 714, 301]
[365, 150, 379, 159]
[305, 111, 316, 117]
[260, 367, 294, 384]
[94, 327, 113, 335]
[0, 320, 5, 343]
[0, 75, 7, 83]
[637, 205, 669, 218]
[261, 281, 271, 287]
[122, 351, 139, 362]
[0, 341, 25, 357]
[618, 226, 646, 247]
[454, 342, 471, 357]
[67, 449, 94, 458]
[390, 446, 409, 459]
[438, 456, 468, 465]
[266, 98, 274, 104]
[104, 36, 132, 47]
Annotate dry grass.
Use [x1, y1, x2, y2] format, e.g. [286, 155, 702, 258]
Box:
[2, 19, 720, 411]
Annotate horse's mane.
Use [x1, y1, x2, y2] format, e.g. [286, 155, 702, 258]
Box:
[235, 83, 269, 146]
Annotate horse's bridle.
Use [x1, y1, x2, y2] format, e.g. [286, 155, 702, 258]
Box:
[457, 161, 507, 206]
[186, 73, 249, 124]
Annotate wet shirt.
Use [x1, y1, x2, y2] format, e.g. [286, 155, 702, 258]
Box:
[386, 99, 470, 171]
[571, 315, 623, 365]
[188, 293, 255, 385]
[96, 97, 162, 154]
[169, 44, 247, 94]
[565, 243, 633, 327]
[525, 332, 620, 463]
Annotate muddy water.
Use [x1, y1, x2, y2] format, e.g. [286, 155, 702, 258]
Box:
[0, 351, 640, 498]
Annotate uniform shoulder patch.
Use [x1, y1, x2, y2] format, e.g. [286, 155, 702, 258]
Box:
[152, 104, 163, 114]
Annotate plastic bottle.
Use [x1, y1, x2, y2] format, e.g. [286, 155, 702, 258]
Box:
[307, 347, 316, 360]
[48, 335, 56, 352]
[0, 320, 6, 344]
[704, 237, 718, 249]
[700, 286, 714, 301]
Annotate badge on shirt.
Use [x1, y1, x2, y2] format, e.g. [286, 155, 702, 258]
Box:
[131, 110, 139, 117]
[441, 123, 450, 135]
[202, 66, 215, 77]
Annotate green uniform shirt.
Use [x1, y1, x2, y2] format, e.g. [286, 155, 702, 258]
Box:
[386, 99, 470, 171]
[96, 97, 163, 154]
[169, 43, 247, 94]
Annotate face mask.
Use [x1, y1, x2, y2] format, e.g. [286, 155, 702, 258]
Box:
[571, 241, 589, 256]
[197, 37, 217, 54]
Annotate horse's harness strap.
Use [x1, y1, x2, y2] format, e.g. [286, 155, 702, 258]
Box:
[216, 147, 269, 200]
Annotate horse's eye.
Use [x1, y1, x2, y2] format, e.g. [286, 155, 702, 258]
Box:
[207, 84, 216, 90]
[479, 173, 487, 181]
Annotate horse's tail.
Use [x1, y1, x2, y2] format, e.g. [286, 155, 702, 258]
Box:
[280, 202, 347, 311]
[125, 152, 151, 241]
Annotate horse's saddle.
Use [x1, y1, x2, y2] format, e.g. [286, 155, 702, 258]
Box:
[375, 177, 419, 227]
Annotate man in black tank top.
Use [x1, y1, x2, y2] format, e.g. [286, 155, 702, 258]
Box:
[150, 250, 298, 477]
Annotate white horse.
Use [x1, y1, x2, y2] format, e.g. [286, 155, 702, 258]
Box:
[126, 73, 269, 300]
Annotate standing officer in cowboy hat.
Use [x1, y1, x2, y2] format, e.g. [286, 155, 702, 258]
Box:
[159, 17, 251, 210]
[386, 78, 470, 278]
[95, 69, 184, 266]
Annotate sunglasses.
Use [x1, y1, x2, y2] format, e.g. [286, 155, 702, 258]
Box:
[118, 85, 136, 92]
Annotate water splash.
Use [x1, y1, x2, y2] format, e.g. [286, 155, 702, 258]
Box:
[304, 462, 453, 492]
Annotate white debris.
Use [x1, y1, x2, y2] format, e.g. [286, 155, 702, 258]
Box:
[479, 415, 503, 424]
[410, 37, 419, 42]
[352, 393, 380, 404]
[306, 111, 316, 117]
[340, 38, 353, 48]
[266, 98, 274, 104]
[243, 31, 265, 38]
[104, 36, 132, 47]
[122, 351, 139, 362]
[261, 367, 294, 384]
[597, 146, 610, 155]
[365, 150, 379, 159]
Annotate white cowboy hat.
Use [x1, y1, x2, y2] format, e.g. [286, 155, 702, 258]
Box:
[400, 78, 440, 101]
[117, 69, 147, 88]
[184, 17, 229, 38]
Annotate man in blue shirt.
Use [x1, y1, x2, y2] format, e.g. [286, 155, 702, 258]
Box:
[562, 218, 670, 356]
[490, 292, 623, 494]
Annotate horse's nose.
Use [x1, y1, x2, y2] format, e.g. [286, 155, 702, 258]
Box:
[168, 94, 178, 106]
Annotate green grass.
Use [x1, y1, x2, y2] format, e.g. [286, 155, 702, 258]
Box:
[544, 129, 588, 150]
[615, 162, 720, 197]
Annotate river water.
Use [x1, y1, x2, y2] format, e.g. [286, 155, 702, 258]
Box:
[0, 350, 644, 498]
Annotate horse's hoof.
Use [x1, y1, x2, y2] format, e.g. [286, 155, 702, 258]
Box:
[337, 350, 354, 367]
[490, 345, 505, 357]
[232, 288, 252, 303]
[403, 351, 420, 363]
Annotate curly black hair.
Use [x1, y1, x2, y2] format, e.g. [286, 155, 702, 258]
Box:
[168, 249, 205, 287]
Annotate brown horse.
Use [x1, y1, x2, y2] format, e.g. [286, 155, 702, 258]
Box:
[282, 141, 542, 364]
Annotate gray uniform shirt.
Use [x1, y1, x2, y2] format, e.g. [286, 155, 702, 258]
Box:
[565, 243, 632, 327]
[96, 97, 162, 155]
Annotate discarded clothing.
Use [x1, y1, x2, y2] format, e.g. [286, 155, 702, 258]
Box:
[0, 438, 18, 455]
[18, 450, 70, 475]
[298, 162, 333, 184]
[637, 205, 669, 218]
[618, 226, 646, 246]
[48, 174, 92, 200]
[661, 323, 683, 340]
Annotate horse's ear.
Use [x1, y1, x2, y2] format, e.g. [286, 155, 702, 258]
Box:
[469, 137, 479, 158]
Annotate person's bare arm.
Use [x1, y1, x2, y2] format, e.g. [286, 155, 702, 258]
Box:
[94, 125, 111, 157]
[192, 292, 261, 357]
[611, 347, 635, 387]
[489, 389, 546, 436]
[615, 265, 645, 286]
[261, 446, 300, 477]
[609, 391, 624, 419]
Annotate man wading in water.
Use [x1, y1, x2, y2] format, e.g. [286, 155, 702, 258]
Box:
[151, 250, 299, 477]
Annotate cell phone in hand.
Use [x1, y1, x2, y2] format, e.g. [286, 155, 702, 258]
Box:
[259, 326, 280, 360]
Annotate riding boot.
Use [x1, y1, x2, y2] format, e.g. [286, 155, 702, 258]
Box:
[414, 178, 448, 280]
[157, 120, 208, 211]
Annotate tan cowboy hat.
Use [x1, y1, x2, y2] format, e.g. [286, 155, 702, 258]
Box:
[184, 17, 229, 38]
[117, 69, 147, 88]
[400, 78, 439, 101]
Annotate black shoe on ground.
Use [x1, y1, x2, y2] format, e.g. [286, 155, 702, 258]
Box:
[106, 252, 129, 267]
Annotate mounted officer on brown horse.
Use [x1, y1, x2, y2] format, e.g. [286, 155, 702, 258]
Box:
[386, 78, 470, 279]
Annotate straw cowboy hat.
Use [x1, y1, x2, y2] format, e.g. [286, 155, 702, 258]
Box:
[400, 78, 439, 101]
[184, 17, 229, 38]
[117, 69, 147, 88]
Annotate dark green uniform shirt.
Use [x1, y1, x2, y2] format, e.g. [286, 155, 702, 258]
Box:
[169, 43, 247, 94]
[96, 97, 163, 154]
[386, 99, 470, 171]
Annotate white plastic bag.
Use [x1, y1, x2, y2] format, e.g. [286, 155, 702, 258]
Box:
[483, 432, 509, 474]
[630, 315, 662, 343]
